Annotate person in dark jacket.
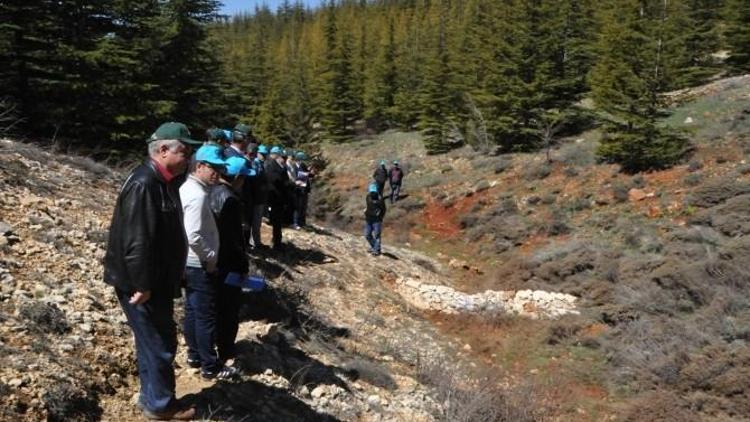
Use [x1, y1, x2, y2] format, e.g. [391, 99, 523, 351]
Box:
[209, 156, 254, 363]
[223, 123, 251, 159]
[265, 146, 292, 251]
[373, 160, 388, 196]
[292, 151, 312, 230]
[364, 182, 387, 256]
[103, 122, 199, 421]
[388, 160, 404, 203]
[247, 144, 269, 249]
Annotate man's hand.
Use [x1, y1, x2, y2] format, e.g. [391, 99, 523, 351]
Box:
[129, 290, 151, 305]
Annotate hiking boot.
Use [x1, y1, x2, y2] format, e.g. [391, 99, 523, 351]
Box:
[143, 405, 196, 421]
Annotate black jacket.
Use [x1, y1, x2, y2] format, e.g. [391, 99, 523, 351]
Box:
[373, 166, 387, 184]
[365, 192, 387, 222]
[265, 159, 292, 207]
[103, 160, 188, 296]
[209, 183, 249, 275]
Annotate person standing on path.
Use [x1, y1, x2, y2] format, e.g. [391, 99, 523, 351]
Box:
[103, 122, 199, 421]
[247, 144, 269, 249]
[180, 144, 239, 380]
[388, 160, 404, 203]
[265, 146, 293, 251]
[364, 182, 387, 256]
[209, 156, 254, 363]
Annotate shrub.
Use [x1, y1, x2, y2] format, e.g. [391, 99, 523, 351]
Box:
[494, 160, 512, 174]
[544, 210, 570, 236]
[541, 193, 557, 205]
[19, 302, 69, 334]
[563, 166, 579, 177]
[687, 160, 703, 172]
[632, 174, 646, 188]
[43, 383, 101, 422]
[613, 182, 630, 203]
[523, 163, 551, 181]
[684, 173, 702, 187]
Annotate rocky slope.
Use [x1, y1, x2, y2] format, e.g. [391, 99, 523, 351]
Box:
[0, 139, 575, 421]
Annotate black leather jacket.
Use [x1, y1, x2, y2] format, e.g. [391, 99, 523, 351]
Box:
[265, 159, 292, 207]
[103, 160, 188, 297]
[209, 183, 248, 275]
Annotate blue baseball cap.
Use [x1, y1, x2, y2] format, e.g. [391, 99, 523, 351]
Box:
[368, 183, 378, 193]
[380, 160, 386, 166]
[225, 156, 256, 177]
[257, 144, 269, 155]
[295, 151, 306, 160]
[195, 145, 228, 168]
[270, 146, 282, 155]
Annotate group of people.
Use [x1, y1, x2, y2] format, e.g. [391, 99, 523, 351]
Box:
[103, 122, 314, 420]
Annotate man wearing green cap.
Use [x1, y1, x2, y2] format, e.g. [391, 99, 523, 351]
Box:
[104, 122, 200, 420]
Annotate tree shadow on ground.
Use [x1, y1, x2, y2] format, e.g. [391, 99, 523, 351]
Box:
[183, 377, 340, 421]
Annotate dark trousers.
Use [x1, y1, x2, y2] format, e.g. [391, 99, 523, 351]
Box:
[389, 183, 401, 203]
[270, 205, 284, 247]
[183, 267, 220, 373]
[216, 271, 242, 361]
[116, 288, 177, 414]
[293, 190, 308, 227]
[364, 220, 382, 253]
[376, 181, 385, 196]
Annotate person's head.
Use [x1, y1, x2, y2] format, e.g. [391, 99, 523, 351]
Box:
[270, 146, 283, 162]
[147, 122, 201, 175]
[246, 142, 259, 159]
[368, 182, 378, 195]
[224, 156, 255, 191]
[295, 151, 306, 162]
[205, 128, 228, 147]
[232, 123, 252, 148]
[392, 160, 399, 167]
[192, 144, 227, 185]
[379, 160, 386, 168]
[257, 144, 269, 159]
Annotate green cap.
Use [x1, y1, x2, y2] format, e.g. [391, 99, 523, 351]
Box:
[148, 122, 201, 145]
[234, 123, 252, 135]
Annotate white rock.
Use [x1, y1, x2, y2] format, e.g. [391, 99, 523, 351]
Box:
[311, 385, 326, 399]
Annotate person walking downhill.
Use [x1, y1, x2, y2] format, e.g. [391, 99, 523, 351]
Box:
[364, 182, 387, 256]
[209, 156, 254, 363]
[373, 160, 388, 196]
[103, 122, 200, 420]
[180, 144, 239, 380]
[265, 146, 293, 251]
[388, 160, 404, 203]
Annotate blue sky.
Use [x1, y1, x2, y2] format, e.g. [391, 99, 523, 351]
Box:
[220, 0, 324, 16]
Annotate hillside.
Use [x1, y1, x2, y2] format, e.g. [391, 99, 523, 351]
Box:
[313, 74, 750, 420]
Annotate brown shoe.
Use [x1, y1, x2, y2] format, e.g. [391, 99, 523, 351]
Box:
[143, 405, 196, 421]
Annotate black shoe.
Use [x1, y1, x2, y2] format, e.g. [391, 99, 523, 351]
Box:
[186, 358, 201, 369]
[201, 365, 240, 381]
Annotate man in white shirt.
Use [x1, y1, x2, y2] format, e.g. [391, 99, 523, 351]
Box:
[179, 144, 238, 380]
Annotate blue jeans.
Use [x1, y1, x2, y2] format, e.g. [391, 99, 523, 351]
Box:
[364, 221, 382, 253]
[390, 183, 401, 203]
[116, 288, 177, 414]
[183, 267, 220, 373]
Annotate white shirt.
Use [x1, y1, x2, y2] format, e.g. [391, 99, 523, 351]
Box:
[179, 175, 219, 271]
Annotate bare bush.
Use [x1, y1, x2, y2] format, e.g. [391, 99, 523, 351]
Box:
[342, 358, 397, 390]
[416, 356, 546, 422]
[0, 96, 23, 135]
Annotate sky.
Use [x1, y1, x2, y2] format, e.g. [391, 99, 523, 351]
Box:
[220, 0, 324, 16]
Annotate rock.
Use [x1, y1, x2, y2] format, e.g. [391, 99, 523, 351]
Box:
[462, 344, 472, 351]
[628, 188, 648, 202]
[8, 378, 25, 388]
[311, 385, 326, 399]
[299, 385, 310, 397]
[79, 323, 93, 333]
[0, 222, 12, 235]
[367, 395, 381, 407]
[684, 116, 694, 124]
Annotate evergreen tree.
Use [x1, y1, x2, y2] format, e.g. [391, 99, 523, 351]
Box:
[364, 17, 398, 129]
[590, 0, 690, 172]
[725, 0, 750, 72]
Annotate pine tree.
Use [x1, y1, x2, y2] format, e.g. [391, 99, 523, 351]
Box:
[364, 17, 398, 129]
[725, 0, 750, 72]
[590, 0, 690, 172]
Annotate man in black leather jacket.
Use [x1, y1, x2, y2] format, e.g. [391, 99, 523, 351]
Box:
[265, 146, 293, 251]
[103, 122, 199, 421]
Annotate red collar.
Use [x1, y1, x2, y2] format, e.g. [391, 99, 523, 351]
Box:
[151, 159, 176, 183]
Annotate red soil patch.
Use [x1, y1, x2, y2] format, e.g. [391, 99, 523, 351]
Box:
[422, 191, 487, 239]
